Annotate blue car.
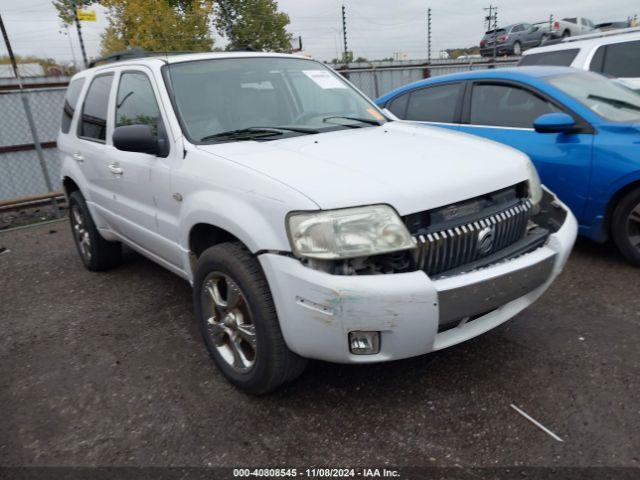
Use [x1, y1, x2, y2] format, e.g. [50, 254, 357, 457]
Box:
[376, 66, 640, 265]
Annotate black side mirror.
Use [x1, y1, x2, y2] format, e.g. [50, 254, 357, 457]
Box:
[113, 124, 159, 155]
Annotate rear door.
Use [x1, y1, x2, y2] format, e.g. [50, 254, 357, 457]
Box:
[382, 82, 464, 132]
[457, 81, 594, 220]
[75, 72, 119, 225]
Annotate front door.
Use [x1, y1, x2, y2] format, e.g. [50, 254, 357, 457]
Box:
[457, 81, 594, 221]
[104, 68, 181, 267]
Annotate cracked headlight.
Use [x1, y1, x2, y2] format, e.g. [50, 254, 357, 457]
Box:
[526, 159, 543, 205]
[287, 205, 415, 260]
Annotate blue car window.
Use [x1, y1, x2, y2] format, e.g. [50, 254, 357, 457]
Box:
[548, 71, 640, 122]
[470, 84, 559, 128]
[404, 83, 462, 123]
[387, 93, 409, 118]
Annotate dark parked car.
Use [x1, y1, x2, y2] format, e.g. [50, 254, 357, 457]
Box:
[480, 23, 547, 56]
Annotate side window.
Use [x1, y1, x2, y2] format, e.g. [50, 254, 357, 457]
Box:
[386, 93, 409, 118]
[512, 24, 524, 33]
[405, 83, 462, 123]
[580, 18, 588, 26]
[470, 84, 560, 128]
[519, 49, 580, 66]
[61, 78, 85, 134]
[600, 41, 640, 78]
[78, 74, 114, 142]
[115, 72, 161, 135]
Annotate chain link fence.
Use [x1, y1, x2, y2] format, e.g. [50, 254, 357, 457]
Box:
[0, 79, 68, 229]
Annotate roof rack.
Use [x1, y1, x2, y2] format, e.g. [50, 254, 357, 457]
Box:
[88, 48, 205, 68]
[562, 26, 640, 43]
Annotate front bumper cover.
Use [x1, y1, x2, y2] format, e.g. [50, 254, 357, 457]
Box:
[260, 200, 577, 363]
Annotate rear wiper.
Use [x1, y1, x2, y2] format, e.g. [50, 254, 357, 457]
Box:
[200, 126, 319, 143]
[322, 115, 382, 127]
[587, 94, 640, 112]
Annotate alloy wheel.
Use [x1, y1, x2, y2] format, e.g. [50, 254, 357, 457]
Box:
[71, 204, 92, 261]
[627, 202, 640, 254]
[202, 272, 257, 372]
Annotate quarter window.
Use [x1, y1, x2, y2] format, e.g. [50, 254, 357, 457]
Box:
[78, 74, 114, 142]
[404, 83, 462, 123]
[470, 84, 559, 128]
[115, 72, 161, 135]
[61, 78, 85, 134]
[386, 93, 409, 118]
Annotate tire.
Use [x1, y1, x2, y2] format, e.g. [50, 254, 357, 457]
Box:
[68, 191, 123, 271]
[611, 188, 640, 266]
[562, 30, 571, 38]
[193, 242, 307, 394]
[512, 41, 522, 56]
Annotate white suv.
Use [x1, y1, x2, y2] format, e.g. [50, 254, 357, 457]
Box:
[520, 28, 640, 91]
[59, 52, 577, 393]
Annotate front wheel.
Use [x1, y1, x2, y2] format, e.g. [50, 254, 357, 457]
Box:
[193, 242, 307, 394]
[612, 188, 640, 266]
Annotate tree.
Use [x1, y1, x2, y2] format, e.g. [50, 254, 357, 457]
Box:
[100, 0, 214, 55]
[214, 0, 292, 52]
[52, 0, 96, 25]
[53, 0, 215, 56]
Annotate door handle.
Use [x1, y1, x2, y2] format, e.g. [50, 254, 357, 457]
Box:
[108, 163, 124, 176]
[72, 152, 84, 163]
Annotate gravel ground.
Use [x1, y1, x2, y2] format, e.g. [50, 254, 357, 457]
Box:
[1, 221, 639, 468]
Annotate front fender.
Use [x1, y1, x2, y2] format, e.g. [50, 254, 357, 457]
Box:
[179, 188, 311, 254]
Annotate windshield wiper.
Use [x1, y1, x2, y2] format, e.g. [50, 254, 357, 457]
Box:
[200, 126, 319, 143]
[587, 94, 640, 112]
[322, 115, 383, 127]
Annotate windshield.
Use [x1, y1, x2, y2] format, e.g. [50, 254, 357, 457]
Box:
[547, 71, 640, 122]
[162, 57, 386, 143]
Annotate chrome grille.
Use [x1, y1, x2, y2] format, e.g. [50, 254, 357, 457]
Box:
[414, 199, 534, 277]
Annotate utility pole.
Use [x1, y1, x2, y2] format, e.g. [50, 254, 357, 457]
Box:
[0, 13, 60, 217]
[427, 8, 432, 63]
[72, 1, 88, 68]
[484, 5, 493, 31]
[341, 4, 348, 63]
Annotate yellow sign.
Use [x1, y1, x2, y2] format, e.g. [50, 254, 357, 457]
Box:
[76, 9, 96, 22]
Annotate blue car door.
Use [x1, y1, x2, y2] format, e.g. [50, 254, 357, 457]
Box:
[457, 81, 594, 221]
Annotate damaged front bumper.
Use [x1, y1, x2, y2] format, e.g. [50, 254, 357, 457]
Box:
[259, 198, 578, 364]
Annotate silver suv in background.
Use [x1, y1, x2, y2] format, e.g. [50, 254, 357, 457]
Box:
[480, 23, 547, 57]
[519, 28, 640, 91]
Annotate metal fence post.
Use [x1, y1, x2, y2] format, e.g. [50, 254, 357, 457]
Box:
[372, 66, 380, 98]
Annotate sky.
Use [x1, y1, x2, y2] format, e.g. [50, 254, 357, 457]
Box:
[0, 0, 638, 65]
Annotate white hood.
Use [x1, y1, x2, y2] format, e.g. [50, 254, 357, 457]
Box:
[196, 121, 531, 215]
